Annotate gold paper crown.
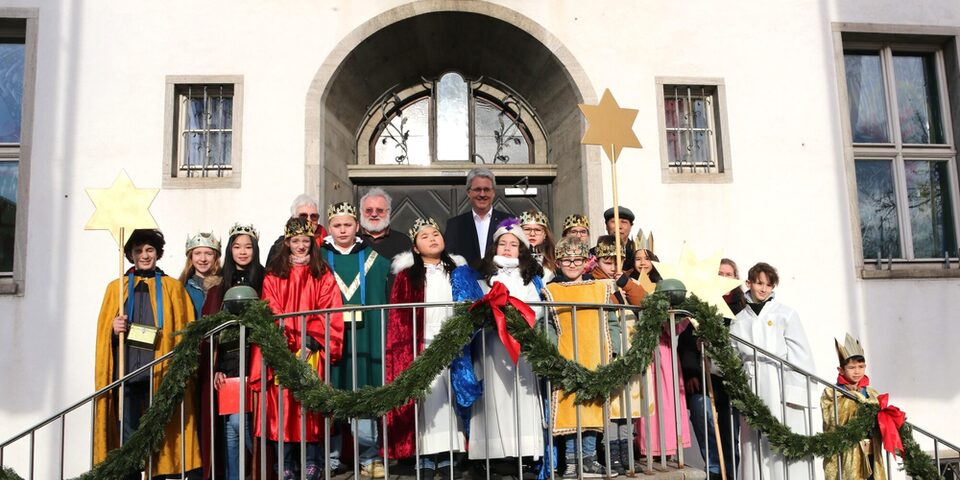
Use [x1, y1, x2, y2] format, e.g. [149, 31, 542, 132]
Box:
[555, 237, 589, 259]
[228, 222, 259, 240]
[520, 210, 549, 227]
[633, 228, 655, 253]
[284, 217, 316, 238]
[835, 333, 866, 365]
[594, 238, 625, 258]
[563, 214, 590, 232]
[408, 217, 441, 242]
[327, 202, 357, 220]
[185, 231, 220, 254]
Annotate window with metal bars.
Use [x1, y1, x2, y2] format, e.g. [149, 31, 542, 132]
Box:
[174, 84, 234, 178]
[663, 85, 719, 173]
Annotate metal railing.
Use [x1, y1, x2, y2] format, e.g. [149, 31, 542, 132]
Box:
[1, 301, 957, 479]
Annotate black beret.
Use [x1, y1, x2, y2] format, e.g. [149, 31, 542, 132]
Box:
[603, 206, 635, 223]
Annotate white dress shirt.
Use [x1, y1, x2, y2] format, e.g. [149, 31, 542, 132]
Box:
[473, 209, 491, 257]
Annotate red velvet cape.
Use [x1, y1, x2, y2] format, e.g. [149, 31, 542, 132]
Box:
[383, 267, 425, 459]
[249, 265, 344, 441]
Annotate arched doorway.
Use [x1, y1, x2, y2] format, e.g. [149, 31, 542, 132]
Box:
[305, 1, 600, 231]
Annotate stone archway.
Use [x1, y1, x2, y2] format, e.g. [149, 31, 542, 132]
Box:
[304, 0, 601, 225]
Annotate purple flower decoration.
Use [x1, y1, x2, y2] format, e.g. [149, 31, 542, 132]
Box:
[498, 217, 521, 231]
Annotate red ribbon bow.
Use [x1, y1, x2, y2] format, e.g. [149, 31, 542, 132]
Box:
[877, 393, 906, 458]
[470, 281, 537, 364]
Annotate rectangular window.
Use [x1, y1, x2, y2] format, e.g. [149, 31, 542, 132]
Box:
[656, 78, 732, 182]
[843, 40, 959, 263]
[0, 21, 25, 278]
[163, 76, 242, 188]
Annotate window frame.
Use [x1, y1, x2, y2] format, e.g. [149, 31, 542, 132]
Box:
[0, 10, 36, 295]
[834, 23, 960, 278]
[162, 75, 243, 189]
[356, 71, 548, 170]
[655, 77, 733, 184]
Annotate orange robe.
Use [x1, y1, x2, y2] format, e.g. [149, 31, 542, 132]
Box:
[249, 265, 344, 441]
[93, 274, 202, 476]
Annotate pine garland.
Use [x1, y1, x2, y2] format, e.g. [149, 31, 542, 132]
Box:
[0, 294, 944, 479]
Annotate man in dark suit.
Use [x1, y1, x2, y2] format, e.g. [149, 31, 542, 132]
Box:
[444, 167, 510, 265]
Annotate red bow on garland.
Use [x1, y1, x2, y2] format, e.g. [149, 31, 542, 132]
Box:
[877, 393, 906, 458]
[470, 281, 537, 364]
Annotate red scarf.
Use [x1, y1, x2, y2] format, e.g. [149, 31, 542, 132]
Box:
[836, 374, 870, 390]
[470, 281, 536, 364]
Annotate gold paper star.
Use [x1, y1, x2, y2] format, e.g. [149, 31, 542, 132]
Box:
[85, 170, 159, 246]
[652, 245, 744, 319]
[579, 89, 642, 162]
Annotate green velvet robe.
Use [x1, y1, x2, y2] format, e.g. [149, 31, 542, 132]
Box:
[323, 239, 391, 390]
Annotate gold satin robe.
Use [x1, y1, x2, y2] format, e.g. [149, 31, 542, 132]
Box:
[820, 384, 886, 480]
[93, 274, 202, 476]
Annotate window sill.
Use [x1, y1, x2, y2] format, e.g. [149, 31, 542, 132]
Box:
[162, 175, 240, 189]
[0, 278, 21, 295]
[860, 268, 960, 279]
[660, 170, 732, 184]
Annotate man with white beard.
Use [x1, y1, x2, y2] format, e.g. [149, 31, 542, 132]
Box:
[359, 187, 412, 262]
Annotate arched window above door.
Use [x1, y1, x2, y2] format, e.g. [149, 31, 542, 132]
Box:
[357, 72, 547, 167]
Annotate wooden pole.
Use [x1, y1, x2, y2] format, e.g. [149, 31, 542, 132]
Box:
[118, 227, 125, 423]
[610, 144, 623, 273]
[705, 357, 727, 480]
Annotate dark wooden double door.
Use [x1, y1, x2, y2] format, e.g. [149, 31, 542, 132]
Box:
[355, 185, 552, 238]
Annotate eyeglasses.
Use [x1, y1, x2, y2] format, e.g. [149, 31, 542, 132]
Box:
[522, 226, 545, 235]
[559, 258, 586, 267]
[363, 208, 388, 215]
[469, 187, 494, 194]
[298, 213, 321, 221]
[567, 228, 589, 236]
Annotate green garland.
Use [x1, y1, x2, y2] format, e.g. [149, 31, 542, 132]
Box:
[0, 293, 943, 480]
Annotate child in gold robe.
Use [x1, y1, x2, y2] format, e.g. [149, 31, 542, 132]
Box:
[821, 334, 886, 480]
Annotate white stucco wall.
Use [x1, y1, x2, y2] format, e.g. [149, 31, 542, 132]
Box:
[0, 0, 958, 476]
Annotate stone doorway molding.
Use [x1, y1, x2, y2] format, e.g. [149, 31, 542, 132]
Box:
[304, 0, 602, 227]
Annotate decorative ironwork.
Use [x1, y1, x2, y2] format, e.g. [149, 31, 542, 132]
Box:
[378, 93, 410, 165]
[492, 95, 524, 164]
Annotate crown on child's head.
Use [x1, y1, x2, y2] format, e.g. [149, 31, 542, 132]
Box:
[520, 210, 549, 228]
[408, 217, 440, 242]
[594, 237, 624, 259]
[326, 202, 357, 220]
[185, 231, 220, 254]
[555, 237, 589, 259]
[284, 217, 316, 238]
[563, 214, 589, 232]
[229, 222, 259, 240]
[835, 333, 866, 366]
[633, 228, 654, 254]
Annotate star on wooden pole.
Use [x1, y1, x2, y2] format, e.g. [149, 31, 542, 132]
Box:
[84, 170, 159, 246]
[579, 89, 642, 163]
[653, 244, 744, 319]
[579, 89, 643, 270]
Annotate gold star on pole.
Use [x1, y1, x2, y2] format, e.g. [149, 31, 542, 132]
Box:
[579, 89, 642, 162]
[85, 170, 159, 246]
[653, 244, 744, 319]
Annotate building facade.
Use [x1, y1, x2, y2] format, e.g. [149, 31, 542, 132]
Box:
[0, 0, 958, 476]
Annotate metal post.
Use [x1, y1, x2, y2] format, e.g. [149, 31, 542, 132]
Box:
[701, 341, 710, 478]
[324, 310, 331, 480]
[239, 324, 246, 480]
[620, 306, 637, 475]
[600, 306, 612, 478]
[58, 415, 65, 480]
[482, 328, 490, 480]
[28, 431, 34, 480]
[668, 312, 684, 468]
[210, 333, 216, 480]
[414, 306, 421, 480]
[546, 306, 556, 480]
[381, 308, 390, 480]
[260, 352, 267, 478]
[301, 315, 308, 475]
[572, 305, 583, 477]
[833, 388, 841, 480]
[352, 308, 360, 480]
[653, 347, 666, 469]
[777, 360, 787, 480]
